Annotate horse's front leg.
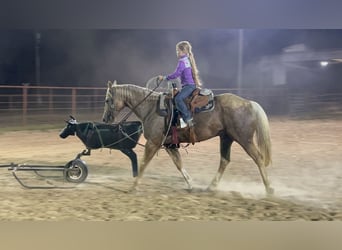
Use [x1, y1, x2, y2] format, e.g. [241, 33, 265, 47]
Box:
[130, 140, 159, 192]
[165, 148, 193, 190]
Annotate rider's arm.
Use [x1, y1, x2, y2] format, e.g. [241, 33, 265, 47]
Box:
[166, 59, 185, 80]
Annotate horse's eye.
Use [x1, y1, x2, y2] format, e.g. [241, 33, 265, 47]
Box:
[105, 100, 109, 103]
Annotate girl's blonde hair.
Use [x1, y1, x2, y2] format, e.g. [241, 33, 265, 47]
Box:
[176, 41, 202, 87]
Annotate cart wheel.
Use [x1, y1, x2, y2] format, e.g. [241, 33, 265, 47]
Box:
[64, 159, 88, 183]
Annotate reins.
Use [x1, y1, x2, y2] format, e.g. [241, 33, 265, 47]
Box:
[91, 122, 144, 148]
[108, 78, 164, 148]
[116, 78, 163, 125]
[108, 78, 187, 149]
[118, 125, 145, 147]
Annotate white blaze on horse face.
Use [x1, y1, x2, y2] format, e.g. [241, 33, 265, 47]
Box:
[106, 80, 116, 109]
[111, 85, 126, 112]
[102, 87, 115, 123]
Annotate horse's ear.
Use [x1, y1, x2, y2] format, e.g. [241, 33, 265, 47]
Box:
[107, 80, 112, 88]
[112, 80, 117, 87]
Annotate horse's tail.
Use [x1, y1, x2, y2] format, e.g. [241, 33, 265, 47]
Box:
[251, 101, 272, 167]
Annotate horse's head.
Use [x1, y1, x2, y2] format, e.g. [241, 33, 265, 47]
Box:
[59, 116, 78, 138]
[102, 80, 125, 123]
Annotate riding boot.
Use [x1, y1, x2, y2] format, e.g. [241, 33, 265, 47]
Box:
[187, 118, 195, 127]
[179, 118, 187, 128]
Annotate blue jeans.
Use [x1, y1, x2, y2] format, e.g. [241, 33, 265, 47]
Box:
[175, 84, 196, 122]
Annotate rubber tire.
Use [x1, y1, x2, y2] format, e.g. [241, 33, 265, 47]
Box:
[64, 159, 88, 183]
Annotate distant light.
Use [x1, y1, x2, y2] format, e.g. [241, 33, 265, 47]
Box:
[320, 61, 329, 67]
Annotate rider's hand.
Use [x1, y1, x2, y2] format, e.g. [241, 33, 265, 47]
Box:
[157, 75, 165, 82]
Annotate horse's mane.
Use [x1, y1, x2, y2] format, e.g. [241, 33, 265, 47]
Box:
[116, 84, 160, 102]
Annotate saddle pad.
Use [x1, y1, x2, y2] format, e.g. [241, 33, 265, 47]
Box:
[191, 91, 215, 113]
[199, 88, 212, 96]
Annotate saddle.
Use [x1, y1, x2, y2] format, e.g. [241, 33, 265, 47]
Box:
[187, 88, 215, 113]
[158, 87, 214, 147]
[158, 87, 214, 117]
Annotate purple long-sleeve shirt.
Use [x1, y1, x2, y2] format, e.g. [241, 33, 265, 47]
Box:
[166, 55, 195, 87]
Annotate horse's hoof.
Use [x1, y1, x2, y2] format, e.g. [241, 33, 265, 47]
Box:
[128, 186, 139, 193]
[206, 184, 218, 192]
[266, 187, 275, 196]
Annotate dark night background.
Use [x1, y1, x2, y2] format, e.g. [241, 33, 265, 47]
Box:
[1, 29, 342, 92]
[1, 1, 342, 93]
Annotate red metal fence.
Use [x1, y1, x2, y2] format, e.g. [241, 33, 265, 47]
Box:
[1, 84, 341, 127]
[0, 85, 106, 126]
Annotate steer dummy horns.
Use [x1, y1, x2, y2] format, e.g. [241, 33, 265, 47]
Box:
[107, 80, 117, 88]
[65, 115, 77, 124]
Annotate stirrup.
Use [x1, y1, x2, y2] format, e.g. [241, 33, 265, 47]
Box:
[187, 119, 194, 127]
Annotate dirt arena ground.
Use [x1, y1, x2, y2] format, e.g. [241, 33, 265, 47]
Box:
[0, 118, 341, 221]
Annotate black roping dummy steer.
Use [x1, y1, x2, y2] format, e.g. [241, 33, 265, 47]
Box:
[59, 116, 143, 177]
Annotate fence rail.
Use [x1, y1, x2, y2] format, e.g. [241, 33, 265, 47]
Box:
[1, 84, 342, 127]
[288, 92, 342, 118]
[0, 85, 106, 126]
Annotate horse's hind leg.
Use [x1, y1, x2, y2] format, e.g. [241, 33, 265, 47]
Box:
[243, 142, 274, 195]
[208, 135, 233, 191]
[165, 148, 193, 190]
[130, 140, 159, 191]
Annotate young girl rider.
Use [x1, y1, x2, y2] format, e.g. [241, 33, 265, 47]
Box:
[158, 40, 202, 127]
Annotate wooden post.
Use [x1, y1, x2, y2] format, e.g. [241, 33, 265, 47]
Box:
[237, 29, 244, 96]
[72, 88, 76, 115]
[49, 89, 53, 113]
[22, 84, 28, 125]
[93, 89, 98, 111]
[9, 96, 13, 110]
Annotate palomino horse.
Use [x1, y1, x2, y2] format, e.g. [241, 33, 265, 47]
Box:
[102, 80, 274, 195]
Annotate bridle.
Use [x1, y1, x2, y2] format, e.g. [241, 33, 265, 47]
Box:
[104, 78, 177, 148]
[104, 87, 115, 122]
[105, 78, 164, 125]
